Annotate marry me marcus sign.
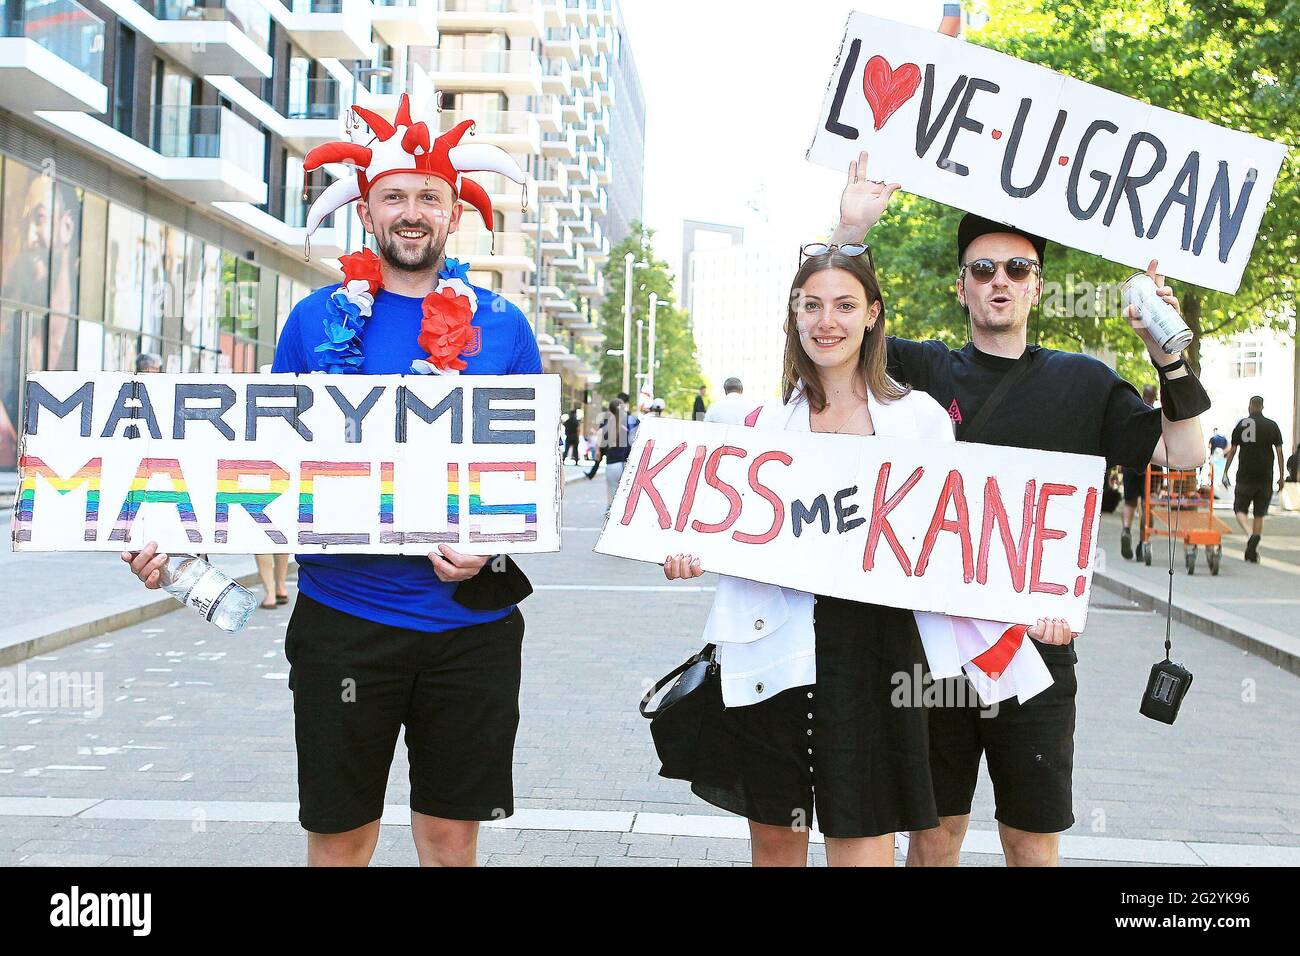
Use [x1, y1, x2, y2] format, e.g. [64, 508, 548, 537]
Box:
[13, 373, 561, 556]
[595, 419, 1106, 631]
[808, 13, 1287, 294]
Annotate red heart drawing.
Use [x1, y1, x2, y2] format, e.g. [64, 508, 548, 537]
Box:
[862, 54, 922, 131]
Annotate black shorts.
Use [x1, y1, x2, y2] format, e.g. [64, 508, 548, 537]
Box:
[285, 593, 524, 834]
[926, 656, 1077, 834]
[1233, 480, 1272, 517]
[1122, 467, 1144, 505]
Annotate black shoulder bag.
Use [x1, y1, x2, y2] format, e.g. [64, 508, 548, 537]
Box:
[639, 644, 720, 781]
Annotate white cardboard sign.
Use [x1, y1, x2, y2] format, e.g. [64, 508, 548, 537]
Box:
[807, 12, 1288, 294]
[595, 418, 1106, 631]
[13, 372, 562, 555]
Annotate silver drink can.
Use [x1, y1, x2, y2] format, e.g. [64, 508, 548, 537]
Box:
[1121, 272, 1193, 355]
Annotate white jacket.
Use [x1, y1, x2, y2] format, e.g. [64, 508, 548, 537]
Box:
[704, 385, 1053, 708]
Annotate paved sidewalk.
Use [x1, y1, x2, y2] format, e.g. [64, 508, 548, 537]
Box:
[1, 474, 1297, 866]
[1095, 510, 1300, 674]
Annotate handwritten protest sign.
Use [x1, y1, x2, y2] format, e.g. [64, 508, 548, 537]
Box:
[807, 13, 1287, 294]
[13, 373, 561, 555]
[595, 418, 1106, 631]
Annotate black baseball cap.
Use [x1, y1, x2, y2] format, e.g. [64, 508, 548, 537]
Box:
[956, 213, 1047, 267]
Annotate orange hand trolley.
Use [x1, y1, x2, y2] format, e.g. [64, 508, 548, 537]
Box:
[1138, 463, 1226, 575]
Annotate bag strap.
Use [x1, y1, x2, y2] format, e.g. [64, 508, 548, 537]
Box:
[639, 646, 715, 718]
[959, 348, 1034, 444]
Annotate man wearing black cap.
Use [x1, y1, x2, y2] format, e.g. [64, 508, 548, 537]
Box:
[831, 152, 1209, 866]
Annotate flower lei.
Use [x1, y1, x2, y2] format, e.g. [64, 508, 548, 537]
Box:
[315, 248, 477, 375]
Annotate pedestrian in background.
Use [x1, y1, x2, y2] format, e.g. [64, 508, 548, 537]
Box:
[256, 554, 290, 610]
[1222, 395, 1285, 562]
[1119, 384, 1159, 560]
[693, 385, 707, 421]
[562, 407, 581, 465]
[704, 376, 756, 425]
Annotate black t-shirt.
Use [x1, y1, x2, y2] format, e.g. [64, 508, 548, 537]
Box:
[885, 338, 1164, 661]
[1230, 414, 1283, 484]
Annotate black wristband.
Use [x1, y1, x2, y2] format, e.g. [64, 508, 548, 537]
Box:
[1155, 357, 1187, 377]
[1157, 364, 1211, 421]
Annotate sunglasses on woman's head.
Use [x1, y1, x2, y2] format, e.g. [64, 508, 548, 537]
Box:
[799, 242, 874, 269]
[961, 257, 1041, 283]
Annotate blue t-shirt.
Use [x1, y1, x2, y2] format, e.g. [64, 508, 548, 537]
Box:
[272, 282, 544, 632]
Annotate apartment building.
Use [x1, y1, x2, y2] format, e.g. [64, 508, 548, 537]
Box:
[0, 0, 644, 472]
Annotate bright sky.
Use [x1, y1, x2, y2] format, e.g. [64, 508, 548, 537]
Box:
[619, 0, 952, 290]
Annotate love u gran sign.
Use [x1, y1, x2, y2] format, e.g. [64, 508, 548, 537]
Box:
[808, 12, 1288, 294]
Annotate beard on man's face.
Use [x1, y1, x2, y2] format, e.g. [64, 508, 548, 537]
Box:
[375, 217, 448, 272]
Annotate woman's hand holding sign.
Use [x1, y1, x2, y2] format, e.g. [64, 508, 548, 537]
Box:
[663, 553, 704, 581]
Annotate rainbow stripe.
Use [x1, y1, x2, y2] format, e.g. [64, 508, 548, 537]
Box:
[215, 460, 289, 545]
[468, 462, 538, 543]
[379, 461, 458, 545]
[299, 461, 371, 545]
[13, 456, 102, 543]
[108, 458, 202, 544]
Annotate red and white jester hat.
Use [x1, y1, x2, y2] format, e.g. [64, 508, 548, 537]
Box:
[301, 92, 527, 241]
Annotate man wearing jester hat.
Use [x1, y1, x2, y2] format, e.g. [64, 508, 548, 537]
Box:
[275, 93, 539, 864]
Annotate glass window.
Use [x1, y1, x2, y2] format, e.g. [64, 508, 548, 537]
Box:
[105, 202, 145, 332]
[46, 180, 84, 370]
[284, 152, 305, 228]
[2, 159, 53, 310]
[276, 274, 293, 341]
[79, 192, 107, 323]
[201, 244, 221, 371]
[236, 260, 261, 370]
[141, 218, 167, 339]
[76, 318, 103, 372]
[0, 309, 20, 470]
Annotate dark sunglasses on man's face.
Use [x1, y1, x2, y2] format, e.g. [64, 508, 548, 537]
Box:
[799, 242, 875, 270]
[962, 257, 1041, 283]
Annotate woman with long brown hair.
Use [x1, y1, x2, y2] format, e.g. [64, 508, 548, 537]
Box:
[659, 244, 961, 866]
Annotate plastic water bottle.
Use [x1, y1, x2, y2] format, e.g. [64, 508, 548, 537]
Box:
[159, 555, 258, 633]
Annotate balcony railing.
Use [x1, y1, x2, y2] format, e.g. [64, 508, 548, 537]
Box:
[286, 75, 341, 120]
[158, 0, 271, 49]
[446, 232, 531, 259]
[152, 105, 262, 174]
[431, 48, 537, 75]
[439, 108, 536, 138]
[2, 0, 105, 82]
[290, 0, 343, 12]
[441, 0, 529, 12]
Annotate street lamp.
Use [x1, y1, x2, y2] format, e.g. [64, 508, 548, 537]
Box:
[647, 292, 658, 398]
[635, 318, 644, 396]
[621, 252, 635, 395]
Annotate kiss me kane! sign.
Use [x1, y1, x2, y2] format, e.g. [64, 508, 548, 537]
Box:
[808, 13, 1288, 294]
[596, 419, 1107, 631]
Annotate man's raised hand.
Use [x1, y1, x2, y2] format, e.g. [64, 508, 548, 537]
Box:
[836, 151, 901, 241]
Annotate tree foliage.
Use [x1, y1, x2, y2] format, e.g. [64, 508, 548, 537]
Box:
[596, 222, 703, 416]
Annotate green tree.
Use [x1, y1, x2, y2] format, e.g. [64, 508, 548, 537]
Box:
[596, 223, 703, 417]
[860, 0, 1297, 383]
